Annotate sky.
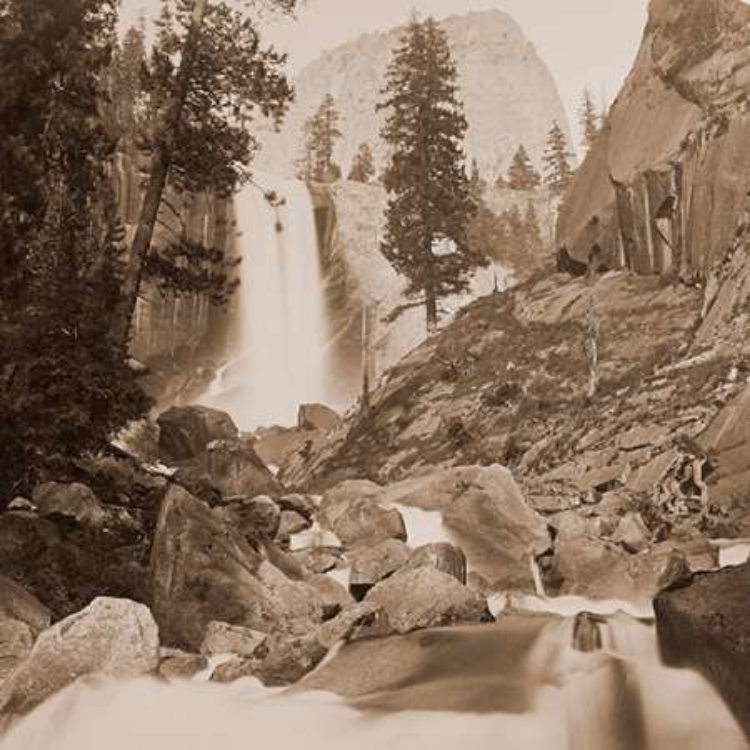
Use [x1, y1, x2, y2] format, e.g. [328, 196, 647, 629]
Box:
[119, 0, 651, 144]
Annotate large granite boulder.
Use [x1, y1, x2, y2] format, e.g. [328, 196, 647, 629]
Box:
[31, 482, 109, 527]
[319, 480, 406, 549]
[203, 438, 281, 499]
[0, 597, 159, 718]
[157, 405, 238, 464]
[349, 539, 412, 600]
[297, 403, 342, 432]
[654, 562, 750, 737]
[382, 465, 550, 588]
[218, 495, 281, 544]
[404, 543, 467, 584]
[150, 485, 324, 650]
[365, 566, 491, 634]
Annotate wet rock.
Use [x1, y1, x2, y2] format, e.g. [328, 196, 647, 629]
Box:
[365, 566, 491, 634]
[204, 438, 281, 499]
[157, 405, 238, 463]
[655, 562, 750, 737]
[150, 485, 282, 649]
[158, 652, 208, 681]
[219, 495, 281, 544]
[349, 539, 412, 600]
[0, 597, 159, 717]
[298, 403, 342, 432]
[200, 622, 268, 658]
[31, 482, 108, 527]
[404, 543, 467, 584]
[319, 481, 406, 549]
[611, 512, 651, 553]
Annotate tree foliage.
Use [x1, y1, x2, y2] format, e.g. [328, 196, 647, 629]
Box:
[543, 121, 574, 196]
[348, 142, 376, 183]
[0, 0, 150, 498]
[579, 88, 600, 153]
[506, 144, 541, 190]
[378, 15, 482, 331]
[297, 93, 343, 182]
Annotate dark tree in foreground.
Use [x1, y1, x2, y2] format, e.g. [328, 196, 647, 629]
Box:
[378, 15, 482, 332]
[543, 121, 574, 196]
[507, 144, 541, 190]
[348, 142, 376, 183]
[297, 93, 343, 183]
[0, 0, 149, 498]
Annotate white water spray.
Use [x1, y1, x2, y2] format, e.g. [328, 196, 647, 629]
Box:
[207, 176, 333, 430]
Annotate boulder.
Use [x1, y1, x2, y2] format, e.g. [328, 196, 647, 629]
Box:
[291, 547, 343, 574]
[0, 576, 51, 636]
[655, 563, 750, 737]
[278, 509, 312, 538]
[349, 539, 412, 601]
[0, 597, 159, 717]
[319, 481, 406, 549]
[298, 403, 342, 432]
[404, 543, 467, 584]
[0, 620, 34, 681]
[253, 426, 315, 469]
[218, 495, 281, 544]
[200, 622, 268, 658]
[31, 482, 108, 527]
[150, 485, 284, 649]
[306, 574, 355, 614]
[611, 512, 651, 553]
[113, 417, 161, 464]
[204, 438, 281, 499]
[278, 494, 318, 520]
[157, 405, 238, 463]
[365, 566, 491, 634]
[158, 652, 209, 681]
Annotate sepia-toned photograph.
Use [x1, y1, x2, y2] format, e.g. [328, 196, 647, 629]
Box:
[1, 0, 749, 747]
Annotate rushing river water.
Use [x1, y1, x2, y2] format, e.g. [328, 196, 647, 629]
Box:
[1, 606, 747, 750]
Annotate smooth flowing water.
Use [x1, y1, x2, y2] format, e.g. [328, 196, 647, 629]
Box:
[1, 611, 746, 750]
[206, 177, 333, 429]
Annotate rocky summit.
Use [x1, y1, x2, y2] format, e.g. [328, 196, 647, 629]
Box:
[257, 10, 571, 180]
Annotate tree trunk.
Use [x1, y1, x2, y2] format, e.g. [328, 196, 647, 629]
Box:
[113, 0, 209, 348]
[425, 285, 438, 333]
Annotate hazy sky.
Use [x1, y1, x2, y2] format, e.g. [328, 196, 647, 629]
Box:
[119, 0, 651, 146]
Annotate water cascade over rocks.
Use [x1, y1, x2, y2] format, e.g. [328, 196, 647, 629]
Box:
[1, 611, 746, 750]
[207, 176, 334, 429]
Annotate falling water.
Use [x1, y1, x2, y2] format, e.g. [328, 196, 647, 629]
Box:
[207, 176, 333, 430]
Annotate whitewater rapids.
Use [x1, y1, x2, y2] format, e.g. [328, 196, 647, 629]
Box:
[1, 611, 746, 750]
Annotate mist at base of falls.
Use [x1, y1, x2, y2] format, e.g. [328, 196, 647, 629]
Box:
[205, 176, 337, 431]
[2, 612, 746, 750]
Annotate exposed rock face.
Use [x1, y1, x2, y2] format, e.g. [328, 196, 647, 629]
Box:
[559, 0, 750, 281]
[298, 403, 341, 432]
[0, 597, 159, 718]
[157, 405, 238, 464]
[365, 566, 490, 634]
[203, 438, 281, 499]
[31, 482, 108, 527]
[258, 11, 570, 181]
[150, 485, 279, 648]
[654, 563, 750, 736]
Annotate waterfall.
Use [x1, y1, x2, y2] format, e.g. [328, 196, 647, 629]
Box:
[207, 176, 333, 430]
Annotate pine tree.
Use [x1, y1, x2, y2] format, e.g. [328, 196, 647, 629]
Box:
[523, 201, 544, 256]
[297, 93, 343, 183]
[113, 0, 297, 346]
[108, 20, 148, 145]
[507, 145, 541, 190]
[543, 121, 574, 196]
[0, 0, 150, 499]
[579, 88, 600, 153]
[378, 15, 483, 332]
[469, 158, 487, 200]
[348, 142, 375, 183]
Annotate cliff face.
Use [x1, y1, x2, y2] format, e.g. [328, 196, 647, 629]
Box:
[113, 153, 235, 369]
[558, 0, 750, 279]
[258, 10, 571, 181]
